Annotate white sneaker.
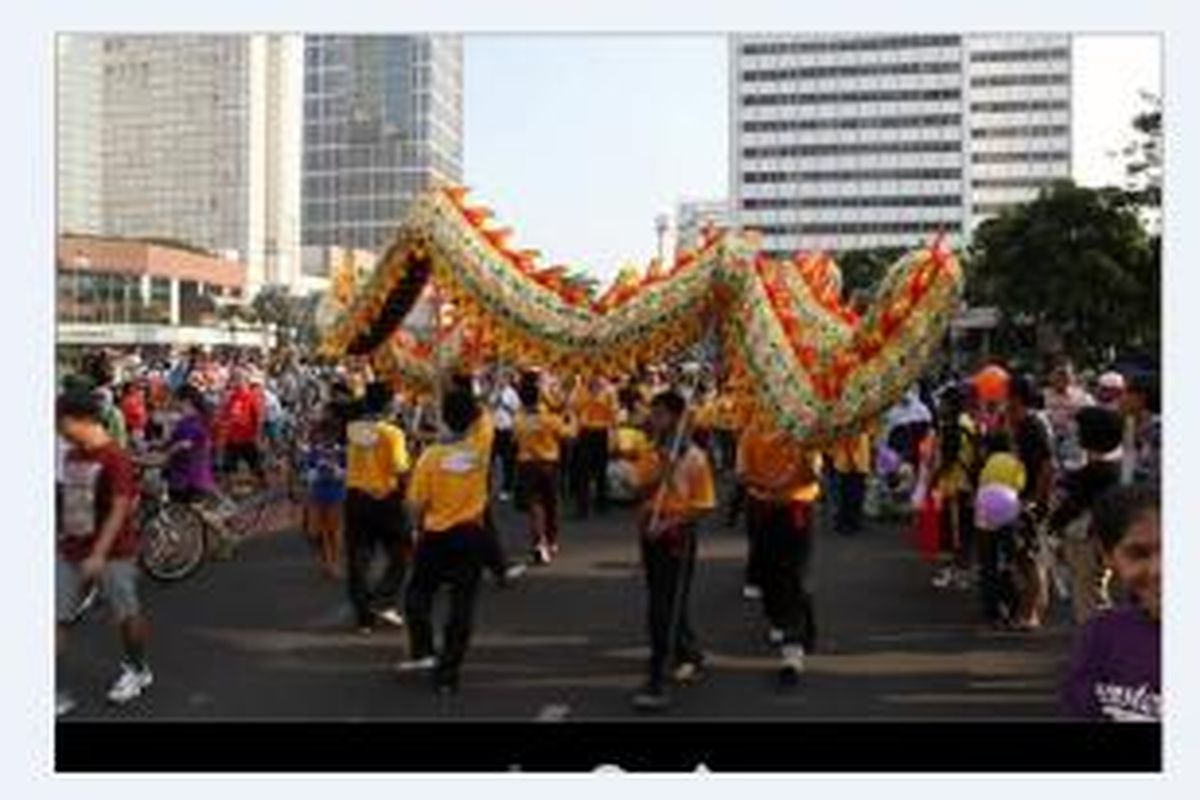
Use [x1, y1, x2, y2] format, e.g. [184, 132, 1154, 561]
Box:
[56, 691, 76, 717]
[499, 492, 512, 503]
[931, 568, 953, 589]
[395, 656, 437, 673]
[106, 663, 153, 705]
[780, 644, 806, 675]
[767, 627, 786, 646]
[742, 585, 763, 601]
[504, 562, 528, 581]
[374, 608, 406, 628]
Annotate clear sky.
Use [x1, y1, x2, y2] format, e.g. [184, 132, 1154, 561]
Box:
[464, 34, 1161, 283]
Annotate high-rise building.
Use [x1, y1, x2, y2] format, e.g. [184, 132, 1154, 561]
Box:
[675, 198, 731, 253]
[57, 35, 104, 235]
[87, 34, 303, 294]
[301, 35, 464, 256]
[730, 33, 1071, 258]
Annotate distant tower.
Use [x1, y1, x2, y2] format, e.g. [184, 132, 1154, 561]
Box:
[654, 212, 671, 263]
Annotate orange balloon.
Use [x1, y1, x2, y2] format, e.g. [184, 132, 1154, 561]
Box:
[973, 364, 1010, 403]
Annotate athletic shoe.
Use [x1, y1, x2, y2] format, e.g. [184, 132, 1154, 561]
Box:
[766, 627, 785, 646]
[106, 663, 154, 705]
[498, 492, 511, 503]
[779, 645, 806, 686]
[930, 567, 953, 589]
[672, 659, 705, 685]
[530, 543, 552, 566]
[742, 585, 763, 601]
[374, 608, 406, 628]
[395, 656, 437, 673]
[631, 683, 672, 712]
[55, 691, 76, 718]
[504, 562, 528, 582]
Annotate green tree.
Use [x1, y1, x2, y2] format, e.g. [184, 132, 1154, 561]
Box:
[967, 180, 1158, 365]
[1117, 90, 1162, 212]
[836, 247, 907, 297]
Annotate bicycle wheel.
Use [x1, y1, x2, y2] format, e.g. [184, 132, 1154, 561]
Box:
[140, 504, 208, 582]
[224, 494, 269, 540]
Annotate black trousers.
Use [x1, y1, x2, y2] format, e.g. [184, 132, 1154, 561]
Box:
[405, 525, 485, 684]
[573, 428, 610, 515]
[833, 471, 866, 534]
[480, 507, 508, 579]
[750, 497, 816, 650]
[744, 492, 768, 588]
[492, 428, 517, 495]
[641, 526, 702, 687]
[977, 526, 1018, 623]
[343, 488, 409, 628]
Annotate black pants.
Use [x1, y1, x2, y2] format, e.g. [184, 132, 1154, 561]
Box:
[405, 525, 485, 685]
[751, 498, 816, 650]
[977, 526, 1018, 624]
[641, 527, 702, 688]
[343, 489, 409, 628]
[726, 481, 747, 527]
[744, 493, 768, 589]
[573, 428, 610, 516]
[833, 471, 866, 535]
[492, 429, 517, 495]
[480, 507, 508, 579]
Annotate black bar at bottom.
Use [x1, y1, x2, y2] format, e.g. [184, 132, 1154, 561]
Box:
[56, 721, 1161, 772]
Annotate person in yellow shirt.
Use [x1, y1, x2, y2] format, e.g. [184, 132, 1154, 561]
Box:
[343, 381, 411, 633]
[628, 390, 716, 712]
[736, 422, 822, 683]
[571, 375, 619, 518]
[829, 430, 872, 536]
[398, 385, 490, 694]
[513, 372, 576, 565]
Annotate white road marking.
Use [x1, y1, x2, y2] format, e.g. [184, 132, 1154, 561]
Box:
[535, 703, 571, 722]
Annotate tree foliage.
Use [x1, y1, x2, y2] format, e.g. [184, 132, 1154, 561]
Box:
[966, 180, 1158, 365]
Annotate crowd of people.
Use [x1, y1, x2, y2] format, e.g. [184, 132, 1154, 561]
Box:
[54, 344, 1161, 721]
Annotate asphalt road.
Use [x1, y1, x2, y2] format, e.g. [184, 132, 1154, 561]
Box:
[58, 484, 1074, 721]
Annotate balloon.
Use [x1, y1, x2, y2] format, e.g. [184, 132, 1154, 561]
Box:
[876, 445, 902, 476]
[974, 483, 1021, 531]
[973, 364, 1010, 403]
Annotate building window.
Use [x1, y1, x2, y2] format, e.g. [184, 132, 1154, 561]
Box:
[740, 34, 961, 56]
[969, 73, 1070, 88]
[754, 220, 960, 236]
[970, 151, 1070, 164]
[743, 140, 961, 159]
[743, 194, 962, 210]
[970, 125, 1070, 139]
[742, 61, 960, 82]
[968, 47, 1070, 63]
[742, 87, 961, 107]
[969, 100, 1070, 114]
[743, 167, 962, 183]
[742, 113, 961, 134]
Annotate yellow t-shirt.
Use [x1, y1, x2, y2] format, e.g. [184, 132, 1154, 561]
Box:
[467, 407, 495, 455]
[612, 425, 652, 459]
[829, 432, 872, 475]
[979, 452, 1026, 494]
[574, 385, 618, 430]
[691, 396, 718, 430]
[407, 438, 489, 533]
[737, 428, 822, 504]
[345, 420, 410, 498]
[514, 408, 573, 463]
[631, 444, 716, 525]
[936, 414, 980, 496]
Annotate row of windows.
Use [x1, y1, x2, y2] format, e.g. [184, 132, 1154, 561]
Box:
[970, 124, 1069, 139]
[744, 194, 962, 210]
[755, 220, 960, 235]
[971, 177, 1061, 189]
[743, 113, 961, 133]
[743, 87, 960, 106]
[741, 35, 960, 56]
[744, 168, 962, 184]
[741, 61, 960, 82]
[968, 47, 1070, 63]
[971, 150, 1069, 164]
[969, 99, 1069, 113]
[973, 203, 1023, 215]
[969, 73, 1070, 88]
[743, 140, 961, 159]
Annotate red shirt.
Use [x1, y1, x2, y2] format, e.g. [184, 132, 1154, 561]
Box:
[58, 441, 139, 562]
[219, 386, 263, 445]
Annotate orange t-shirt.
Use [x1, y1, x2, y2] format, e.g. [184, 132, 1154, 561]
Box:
[574, 385, 618, 430]
[736, 427, 822, 504]
[514, 408, 574, 463]
[632, 444, 716, 525]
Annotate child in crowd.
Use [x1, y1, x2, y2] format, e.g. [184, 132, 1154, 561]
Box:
[1061, 484, 1160, 721]
[975, 430, 1025, 627]
[304, 413, 347, 579]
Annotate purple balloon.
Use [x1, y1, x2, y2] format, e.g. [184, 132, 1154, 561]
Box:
[975, 484, 1021, 531]
[876, 446, 902, 476]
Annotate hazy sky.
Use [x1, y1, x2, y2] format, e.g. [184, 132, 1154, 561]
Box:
[464, 34, 1161, 283]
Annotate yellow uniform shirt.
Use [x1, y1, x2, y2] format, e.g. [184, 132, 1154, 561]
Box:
[612, 425, 652, 459]
[467, 407, 495, 455]
[574, 385, 618, 430]
[514, 408, 574, 463]
[345, 419, 410, 498]
[632, 444, 716, 525]
[407, 437, 490, 534]
[691, 396, 719, 430]
[979, 452, 1026, 494]
[830, 432, 872, 475]
[737, 428, 822, 504]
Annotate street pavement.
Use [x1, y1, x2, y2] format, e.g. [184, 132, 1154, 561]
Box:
[58, 483, 1074, 721]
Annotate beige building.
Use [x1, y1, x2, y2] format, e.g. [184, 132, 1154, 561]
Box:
[64, 35, 304, 295]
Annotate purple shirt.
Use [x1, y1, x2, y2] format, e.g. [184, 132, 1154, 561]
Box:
[166, 414, 217, 493]
[1061, 603, 1161, 721]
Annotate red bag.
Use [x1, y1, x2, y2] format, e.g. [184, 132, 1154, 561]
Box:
[911, 492, 942, 563]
